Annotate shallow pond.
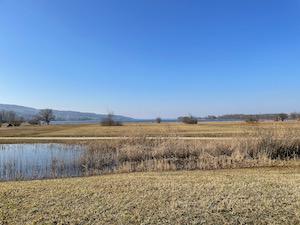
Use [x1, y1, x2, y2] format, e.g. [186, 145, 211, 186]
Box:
[0, 144, 89, 181]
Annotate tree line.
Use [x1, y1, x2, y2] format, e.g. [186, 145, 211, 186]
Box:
[0, 109, 55, 127]
[0, 110, 24, 127]
[200, 112, 300, 121]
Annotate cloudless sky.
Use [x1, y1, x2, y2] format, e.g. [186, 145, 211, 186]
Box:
[1, 0, 300, 118]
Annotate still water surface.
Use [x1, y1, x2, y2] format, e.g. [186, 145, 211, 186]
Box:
[0, 144, 86, 181]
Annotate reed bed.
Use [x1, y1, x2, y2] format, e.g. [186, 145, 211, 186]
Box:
[80, 126, 300, 175]
[1, 126, 300, 181]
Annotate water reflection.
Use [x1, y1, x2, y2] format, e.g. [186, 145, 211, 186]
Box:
[0, 144, 85, 181]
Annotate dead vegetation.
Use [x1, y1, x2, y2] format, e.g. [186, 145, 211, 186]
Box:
[1, 123, 300, 181]
[0, 167, 299, 224]
[79, 126, 300, 175]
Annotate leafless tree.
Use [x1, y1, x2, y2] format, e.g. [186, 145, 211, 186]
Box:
[6, 110, 16, 124]
[101, 110, 122, 126]
[274, 113, 289, 122]
[290, 112, 300, 120]
[278, 113, 288, 121]
[27, 118, 41, 125]
[12, 116, 24, 126]
[36, 109, 55, 125]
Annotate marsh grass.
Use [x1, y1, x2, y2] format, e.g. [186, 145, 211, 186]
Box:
[1, 126, 300, 181]
[79, 126, 300, 175]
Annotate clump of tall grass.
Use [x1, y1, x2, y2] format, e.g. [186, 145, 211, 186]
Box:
[235, 126, 300, 159]
[80, 126, 300, 174]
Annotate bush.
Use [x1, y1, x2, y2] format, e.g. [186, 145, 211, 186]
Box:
[100, 112, 123, 126]
[274, 113, 288, 121]
[12, 117, 24, 126]
[156, 117, 162, 123]
[178, 115, 198, 124]
[28, 118, 41, 125]
[245, 116, 259, 123]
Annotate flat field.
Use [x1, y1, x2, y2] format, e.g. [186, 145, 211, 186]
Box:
[1, 121, 300, 224]
[1, 120, 300, 138]
[0, 167, 299, 224]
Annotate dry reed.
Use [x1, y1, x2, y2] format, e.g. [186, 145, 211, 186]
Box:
[1, 126, 299, 181]
[80, 126, 300, 175]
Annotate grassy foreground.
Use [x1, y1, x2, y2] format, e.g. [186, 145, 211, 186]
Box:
[1, 167, 300, 224]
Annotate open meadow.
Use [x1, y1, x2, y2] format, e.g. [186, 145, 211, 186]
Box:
[1, 167, 300, 224]
[0, 121, 249, 138]
[1, 121, 300, 223]
[1, 120, 300, 139]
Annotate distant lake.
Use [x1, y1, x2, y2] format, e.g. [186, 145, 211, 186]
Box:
[51, 119, 243, 124]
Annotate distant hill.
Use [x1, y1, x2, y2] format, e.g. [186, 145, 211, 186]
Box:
[0, 104, 134, 121]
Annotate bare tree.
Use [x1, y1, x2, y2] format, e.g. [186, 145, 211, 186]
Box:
[36, 109, 55, 125]
[101, 110, 122, 126]
[27, 118, 41, 125]
[278, 113, 288, 121]
[156, 117, 162, 123]
[290, 112, 300, 120]
[274, 113, 289, 122]
[12, 116, 24, 126]
[6, 110, 16, 124]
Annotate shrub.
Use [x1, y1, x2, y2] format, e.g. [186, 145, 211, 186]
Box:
[274, 113, 289, 121]
[28, 118, 41, 125]
[156, 117, 162, 123]
[12, 116, 24, 126]
[178, 115, 198, 124]
[245, 115, 259, 123]
[100, 111, 123, 126]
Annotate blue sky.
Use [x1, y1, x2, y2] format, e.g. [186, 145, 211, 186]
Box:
[0, 0, 300, 119]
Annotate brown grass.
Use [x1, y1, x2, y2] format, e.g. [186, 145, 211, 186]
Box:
[1, 125, 300, 181]
[78, 126, 300, 175]
[0, 167, 299, 224]
[1, 120, 300, 138]
[1, 122, 300, 223]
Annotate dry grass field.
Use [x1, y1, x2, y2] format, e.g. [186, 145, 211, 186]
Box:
[1, 167, 299, 224]
[1, 120, 300, 138]
[1, 121, 300, 224]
